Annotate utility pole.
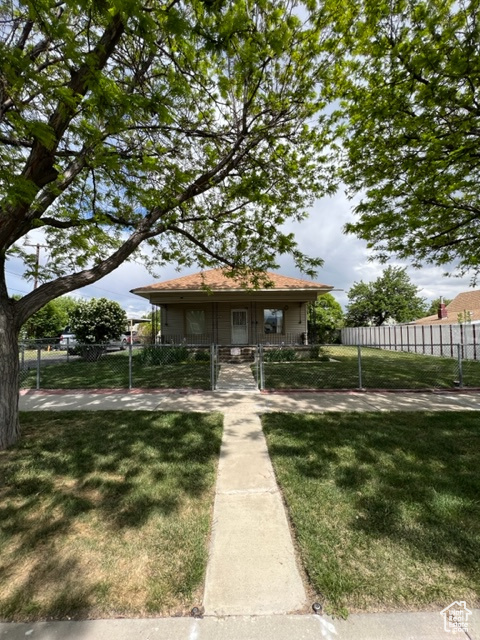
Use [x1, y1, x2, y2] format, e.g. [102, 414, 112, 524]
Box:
[24, 243, 49, 289]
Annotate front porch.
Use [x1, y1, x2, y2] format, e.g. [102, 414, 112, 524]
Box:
[131, 268, 334, 347]
[158, 300, 311, 346]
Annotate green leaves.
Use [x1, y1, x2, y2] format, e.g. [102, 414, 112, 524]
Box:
[2, 0, 337, 311]
[345, 267, 427, 327]
[332, 0, 480, 278]
[70, 298, 127, 344]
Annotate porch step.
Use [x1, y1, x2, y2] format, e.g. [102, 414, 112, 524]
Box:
[217, 347, 256, 364]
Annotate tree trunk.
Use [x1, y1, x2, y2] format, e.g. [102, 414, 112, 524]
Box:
[0, 303, 21, 450]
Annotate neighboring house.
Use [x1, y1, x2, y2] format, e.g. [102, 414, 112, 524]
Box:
[131, 269, 333, 345]
[412, 290, 480, 325]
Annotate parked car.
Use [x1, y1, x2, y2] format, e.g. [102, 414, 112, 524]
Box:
[108, 336, 127, 351]
[124, 331, 140, 345]
[58, 329, 126, 354]
[58, 330, 77, 352]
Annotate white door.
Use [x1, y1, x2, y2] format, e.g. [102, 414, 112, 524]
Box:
[231, 309, 248, 344]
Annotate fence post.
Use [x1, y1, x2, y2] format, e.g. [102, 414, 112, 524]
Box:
[36, 346, 41, 390]
[128, 342, 133, 390]
[457, 343, 463, 388]
[210, 344, 214, 391]
[259, 344, 265, 391]
[358, 345, 363, 389]
[255, 345, 259, 387]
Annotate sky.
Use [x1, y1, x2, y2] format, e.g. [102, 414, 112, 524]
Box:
[6, 188, 476, 319]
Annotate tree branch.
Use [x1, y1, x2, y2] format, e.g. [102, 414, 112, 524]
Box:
[14, 227, 148, 326]
[1, 12, 126, 248]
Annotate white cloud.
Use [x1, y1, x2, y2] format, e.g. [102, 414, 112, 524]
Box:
[6, 189, 477, 316]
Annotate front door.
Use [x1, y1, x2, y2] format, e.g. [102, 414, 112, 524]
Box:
[231, 309, 248, 344]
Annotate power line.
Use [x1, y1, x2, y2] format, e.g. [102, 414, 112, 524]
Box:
[8, 286, 29, 295]
[6, 264, 147, 306]
[84, 283, 145, 302]
[5, 269, 24, 277]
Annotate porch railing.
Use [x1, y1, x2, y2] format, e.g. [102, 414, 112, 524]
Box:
[159, 332, 307, 345]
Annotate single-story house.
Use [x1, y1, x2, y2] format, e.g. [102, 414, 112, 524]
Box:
[131, 269, 334, 345]
[412, 290, 480, 325]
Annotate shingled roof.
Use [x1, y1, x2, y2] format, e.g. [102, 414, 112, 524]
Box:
[131, 269, 333, 293]
[413, 290, 480, 325]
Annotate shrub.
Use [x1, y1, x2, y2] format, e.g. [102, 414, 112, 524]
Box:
[70, 298, 127, 345]
[193, 349, 210, 362]
[139, 345, 189, 365]
[263, 348, 297, 362]
[309, 345, 330, 360]
[78, 345, 106, 362]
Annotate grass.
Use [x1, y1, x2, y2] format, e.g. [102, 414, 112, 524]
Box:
[261, 345, 480, 390]
[262, 411, 480, 617]
[20, 351, 211, 390]
[0, 411, 223, 621]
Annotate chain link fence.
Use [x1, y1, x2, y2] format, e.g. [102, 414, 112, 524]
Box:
[19, 342, 215, 391]
[255, 344, 480, 391]
[19, 341, 480, 392]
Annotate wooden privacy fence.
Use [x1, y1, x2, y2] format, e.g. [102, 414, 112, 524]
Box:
[341, 323, 480, 360]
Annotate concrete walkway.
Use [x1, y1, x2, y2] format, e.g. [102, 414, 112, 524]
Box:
[203, 393, 305, 615]
[215, 362, 258, 391]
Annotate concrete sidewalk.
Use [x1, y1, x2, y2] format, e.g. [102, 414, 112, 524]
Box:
[18, 388, 480, 413]
[1, 609, 479, 639]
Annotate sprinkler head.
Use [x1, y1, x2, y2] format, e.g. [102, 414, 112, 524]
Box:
[312, 602, 322, 614]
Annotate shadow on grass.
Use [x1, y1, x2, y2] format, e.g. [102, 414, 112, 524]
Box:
[0, 411, 222, 620]
[263, 412, 480, 608]
[19, 354, 211, 390]
[262, 346, 480, 390]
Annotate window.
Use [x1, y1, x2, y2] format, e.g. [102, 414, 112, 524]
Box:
[264, 309, 283, 334]
[186, 310, 206, 334]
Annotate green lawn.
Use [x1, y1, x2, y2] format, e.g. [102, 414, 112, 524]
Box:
[0, 411, 223, 621]
[20, 351, 212, 390]
[263, 411, 480, 616]
[261, 345, 480, 390]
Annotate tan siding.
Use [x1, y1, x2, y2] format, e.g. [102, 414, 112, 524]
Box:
[254, 301, 307, 342]
[161, 306, 183, 340]
[161, 303, 215, 341]
[159, 300, 309, 343]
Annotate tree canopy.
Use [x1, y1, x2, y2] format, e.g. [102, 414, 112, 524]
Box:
[21, 296, 78, 339]
[2, 0, 336, 323]
[0, 0, 338, 448]
[332, 0, 480, 277]
[345, 267, 426, 327]
[308, 293, 344, 343]
[70, 298, 127, 344]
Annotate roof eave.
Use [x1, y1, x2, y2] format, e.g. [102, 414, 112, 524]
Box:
[131, 286, 333, 295]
